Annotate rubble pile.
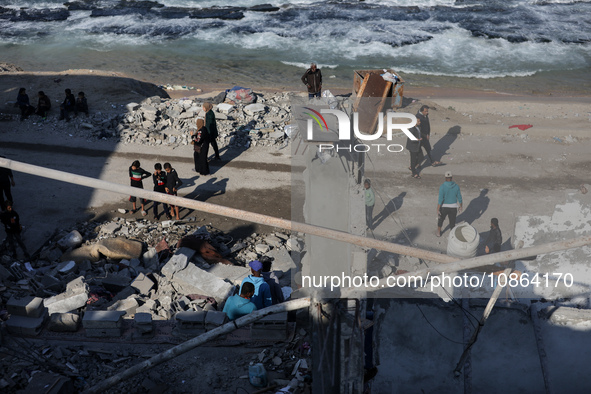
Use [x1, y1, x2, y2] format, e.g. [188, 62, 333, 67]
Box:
[0, 215, 305, 391]
[16, 91, 294, 149]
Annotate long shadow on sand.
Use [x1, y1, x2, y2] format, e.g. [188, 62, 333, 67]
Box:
[372, 192, 407, 229]
[458, 188, 490, 224]
[180, 176, 228, 219]
[431, 125, 461, 164]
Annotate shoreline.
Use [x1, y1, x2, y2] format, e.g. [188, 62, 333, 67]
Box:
[3, 65, 591, 101]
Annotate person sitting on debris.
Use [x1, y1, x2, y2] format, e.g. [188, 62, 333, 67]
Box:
[35, 91, 51, 119]
[75, 91, 89, 117]
[1, 201, 31, 260]
[152, 163, 169, 220]
[59, 88, 76, 122]
[261, 257, 284, 305]
[164, 162, 183, 220]
[15, 88, 35, 121]
[129, 160, 151, 216]
[240, 260, 272, 310]
[223, 282, 257, 320]
[484, 218, 502, 254]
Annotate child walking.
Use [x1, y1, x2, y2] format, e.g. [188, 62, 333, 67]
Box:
[129, 160, 150, 215]
[152, 163, 170, 220]
[164, 162, 182, 220]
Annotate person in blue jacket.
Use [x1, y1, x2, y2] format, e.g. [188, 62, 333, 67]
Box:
[239, 260, 272, 310]
[436, 171, 463, 237]
[223, 282, 256, 320]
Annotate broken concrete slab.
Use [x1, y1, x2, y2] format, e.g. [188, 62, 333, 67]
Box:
[56, 260, 77, 275]
[170, 263, 234, 304]
[131, 272, 155, 295]
[255, 244, 271, 254]
[107, 297, 139, 315]
[101, 274, 131, 293]
[47, 313, 81, 332]
[204, 264, 250, 286]
[101, 222, 121, 235]
[267, 247, 297, 272]
[44, 277, 89, 315]
[161, 247, 196, 278]
[244, 103, 266, 116]
[7, 295, 45, 318]
[175, 310, 206, 335]
[546, 306, 591, 326]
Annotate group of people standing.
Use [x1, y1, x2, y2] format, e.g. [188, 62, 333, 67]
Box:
[15, 87, 88, 122]
[127, 160, 183, 221]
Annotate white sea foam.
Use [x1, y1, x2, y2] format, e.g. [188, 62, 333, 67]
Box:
[281, 61, 339, 69]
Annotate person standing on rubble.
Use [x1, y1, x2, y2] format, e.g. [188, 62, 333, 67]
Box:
[128, 160, 151, 216]
[240, 260, 272, 310]
[223, 282, 257, 320]
[203, 102, 221, 161]
[301, 63, 322, 99]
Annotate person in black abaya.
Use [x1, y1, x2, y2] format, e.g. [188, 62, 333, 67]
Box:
[192, 118, 210, 175]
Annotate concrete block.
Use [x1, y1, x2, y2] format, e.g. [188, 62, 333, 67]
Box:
[127, 102, 140, 112]
[101, 274, 131, 293]
[170, 263, 234, 304]
[175, 310, 206, 335]
[85, 327, 122, 338]
[37, 274, 62, 292]
[7, 296, 45, 318]
[251, 312, 288, 340]
[6, 312, 47, 336]
[47, 313, 80, 332]
[244, 103, 266, 116]
[204, 264, 250, 286]
[110, 286, 136, 303]
[131, 273, 155, 295]
[161, 247, 195, 278]
[205, 311, 227, 330]
[108, 297, 138, 315]
[255, 244, 270, 254]
[82, 310, 125, 329]
[267, 247, 297, 272]
[44, 277, 89, 315]
[134, 312, 153, 334]
[216, 103, 234, 114]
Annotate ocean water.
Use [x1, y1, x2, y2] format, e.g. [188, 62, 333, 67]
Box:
[0, 0, 590, 93]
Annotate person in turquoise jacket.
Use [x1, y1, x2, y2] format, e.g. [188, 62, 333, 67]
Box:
[437, 171, 463, 237]
[239, 260, 272, 310]
[223, 282, 256, 320]
[364, 179, 375, 230]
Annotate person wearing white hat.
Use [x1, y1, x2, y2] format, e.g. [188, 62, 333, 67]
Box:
[436, 171, 463, 237]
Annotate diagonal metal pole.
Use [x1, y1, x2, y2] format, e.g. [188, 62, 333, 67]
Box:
[82, 298, 311, 394]
[0, 157, 456, 264]
[453, 267, 513, 375]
